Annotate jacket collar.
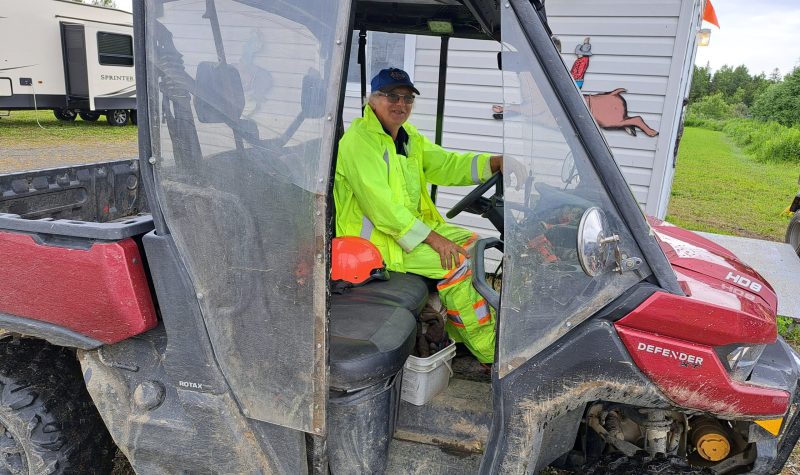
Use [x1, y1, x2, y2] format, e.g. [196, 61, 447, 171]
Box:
[361, 105, 389, 136]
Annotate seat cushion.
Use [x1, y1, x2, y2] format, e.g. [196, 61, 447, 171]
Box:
[329, 302, 416, 391]
[337, 272, 430, 316]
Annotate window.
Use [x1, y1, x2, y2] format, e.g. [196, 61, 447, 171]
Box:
[346, 32, 414, 89]
[97, 32, 133, 66]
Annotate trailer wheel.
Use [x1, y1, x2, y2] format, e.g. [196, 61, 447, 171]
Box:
[787, 211, 800, 257]
[52, 108, 76, 122]
[130, 110, 137, 126]
[106, 109, 130, 126]
[78, 111, 100, 122]
[0, 337, 115, 474]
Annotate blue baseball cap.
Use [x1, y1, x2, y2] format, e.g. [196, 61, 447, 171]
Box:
[371, 67, 420, 95]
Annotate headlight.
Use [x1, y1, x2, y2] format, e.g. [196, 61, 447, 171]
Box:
[726, 345, 766, 382]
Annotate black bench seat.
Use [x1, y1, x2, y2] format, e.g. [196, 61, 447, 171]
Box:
[329, 272, 429, 391]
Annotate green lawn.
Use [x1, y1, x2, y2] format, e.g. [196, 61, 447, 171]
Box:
[0, 110, 137, 145]
[666, 127, 798, 242]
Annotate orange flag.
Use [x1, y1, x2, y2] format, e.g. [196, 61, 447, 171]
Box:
[704, 0, 720, 28]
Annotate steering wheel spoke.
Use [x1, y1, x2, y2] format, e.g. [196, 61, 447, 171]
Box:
[446, 172, 502, 219]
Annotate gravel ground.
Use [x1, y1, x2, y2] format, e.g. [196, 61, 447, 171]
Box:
[0, 141, 139, 174]
[0, 110, 138, 174]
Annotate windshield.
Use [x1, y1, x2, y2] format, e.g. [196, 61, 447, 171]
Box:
[145, 0, 347, 432]
[498, 7, 652, 376]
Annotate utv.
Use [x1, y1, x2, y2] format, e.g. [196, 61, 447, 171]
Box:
[0, 0, 797, 473]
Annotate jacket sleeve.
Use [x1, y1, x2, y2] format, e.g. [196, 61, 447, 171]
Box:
[338, 137, 431, 252]
[418, 133, 493, 186]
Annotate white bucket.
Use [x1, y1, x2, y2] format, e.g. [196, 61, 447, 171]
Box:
[401, 340, 456, 406]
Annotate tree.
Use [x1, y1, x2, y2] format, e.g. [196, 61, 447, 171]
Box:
[770, 68, 782, 83]
[689, 64, 712, 103]
[70, 0, 117, 6]
[711, 64, 752, 102]
[751, 67, 800, 127]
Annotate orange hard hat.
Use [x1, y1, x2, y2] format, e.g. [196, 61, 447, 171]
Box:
[331, 236, 389, 285]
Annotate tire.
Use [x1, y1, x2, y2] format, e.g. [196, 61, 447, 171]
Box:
[52, 108, 76, 122]
[129, 110, 137, 126]
[106, 109, 130, 126]
[78, 111, 100, 122]
[0, 337, 115, 474]
[786, 211, 800, 258]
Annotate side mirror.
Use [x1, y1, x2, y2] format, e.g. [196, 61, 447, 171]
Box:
[194, 62, 245, 124]
[577, 207, 615, 277]
[301, 69, 327, 119]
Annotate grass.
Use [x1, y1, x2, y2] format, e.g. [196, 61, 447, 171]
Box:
[0, 109, 137, 145]
[666, 127, 798, 242]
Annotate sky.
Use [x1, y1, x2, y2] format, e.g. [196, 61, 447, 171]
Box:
[695, 0, 800, 76]
[116, 0, 132, 13]
[114, 0, 799, 77]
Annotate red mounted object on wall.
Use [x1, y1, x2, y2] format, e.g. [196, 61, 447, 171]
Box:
[0, 231, 157, 345]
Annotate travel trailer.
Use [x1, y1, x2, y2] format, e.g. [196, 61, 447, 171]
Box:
[0, 0, 136, 125]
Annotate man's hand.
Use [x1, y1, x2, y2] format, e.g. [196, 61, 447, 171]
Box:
[425, 231, 469, 270]
[489, 155, 528, 190]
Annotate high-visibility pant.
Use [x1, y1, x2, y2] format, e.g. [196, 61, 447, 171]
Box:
[400, 223, 496, 363]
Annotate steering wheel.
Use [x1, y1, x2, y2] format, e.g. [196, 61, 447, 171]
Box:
[446, 171, 502, 219]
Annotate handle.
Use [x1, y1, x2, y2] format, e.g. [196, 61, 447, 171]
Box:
[471, 237, 503, 310]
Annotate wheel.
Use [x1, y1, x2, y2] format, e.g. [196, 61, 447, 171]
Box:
[78, 111, 100, 122]
[106, 109, 130, 126]
[130, 109, 137, 126]
[0, 337, 115, 474]
[786, 211, 800, 257]
[52, 108, 76, 122]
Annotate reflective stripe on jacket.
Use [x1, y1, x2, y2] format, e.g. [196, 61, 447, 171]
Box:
[334, 105, 492, 272]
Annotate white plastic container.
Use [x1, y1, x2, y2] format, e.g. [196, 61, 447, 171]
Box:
[401, 340, 456, 406]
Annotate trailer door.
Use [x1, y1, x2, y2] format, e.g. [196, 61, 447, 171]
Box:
[60, 23, 89, 102]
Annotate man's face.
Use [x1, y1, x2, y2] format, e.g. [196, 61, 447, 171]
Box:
[371, 86, 414, 131]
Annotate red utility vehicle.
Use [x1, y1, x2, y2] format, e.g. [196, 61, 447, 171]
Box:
[0, 0, 798, 473]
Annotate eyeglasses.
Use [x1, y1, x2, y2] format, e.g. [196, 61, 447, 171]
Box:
[376, 91, 416, 104]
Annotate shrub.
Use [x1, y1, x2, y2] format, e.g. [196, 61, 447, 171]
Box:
[688, 93, 734, 120]
[684, 114, 725, 131]
[778, 316, 800, 343]
[722, 118, 800, 163]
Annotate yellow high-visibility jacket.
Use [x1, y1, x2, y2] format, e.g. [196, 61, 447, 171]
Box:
[334, 105, 492, 272]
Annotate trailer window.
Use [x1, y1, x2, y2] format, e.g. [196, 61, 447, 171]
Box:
[97, 32, 133, 67]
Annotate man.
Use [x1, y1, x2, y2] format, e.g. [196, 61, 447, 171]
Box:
[334, 67, 509, 363]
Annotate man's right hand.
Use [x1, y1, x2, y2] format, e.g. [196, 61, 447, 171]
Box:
[425, 231, 469, 270]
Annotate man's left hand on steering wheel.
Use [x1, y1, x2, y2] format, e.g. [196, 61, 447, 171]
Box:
[446, 155, 527, 219]
[489, 155, 527, 190]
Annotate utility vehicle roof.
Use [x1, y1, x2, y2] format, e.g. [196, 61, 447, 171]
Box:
[201, 0, 503, 41]
[353, 0, 500, 40]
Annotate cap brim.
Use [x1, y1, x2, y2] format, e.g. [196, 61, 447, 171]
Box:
[381, 84, 421, 95]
